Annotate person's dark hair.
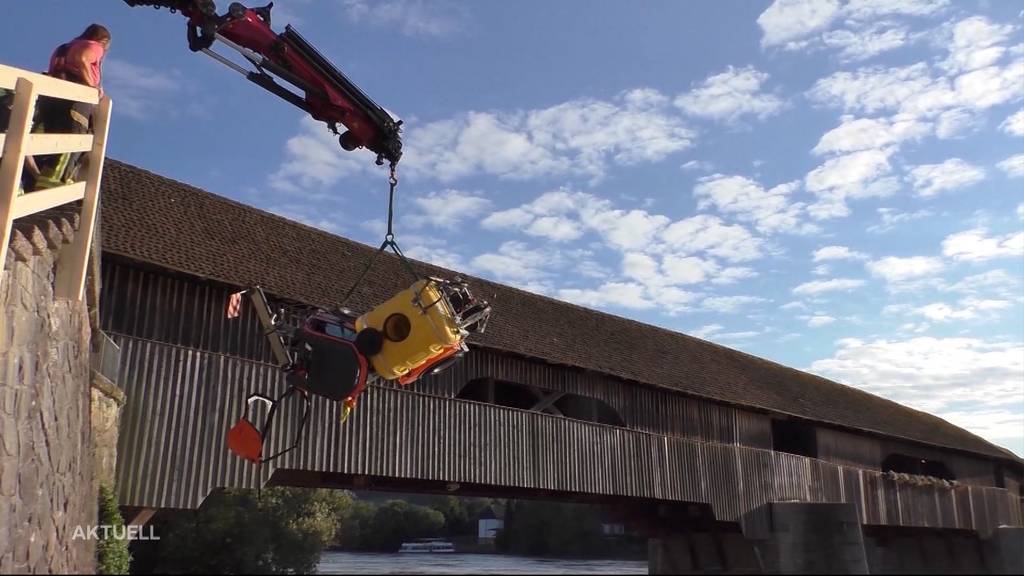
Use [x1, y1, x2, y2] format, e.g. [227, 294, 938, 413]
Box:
[79, 24, 111, 43]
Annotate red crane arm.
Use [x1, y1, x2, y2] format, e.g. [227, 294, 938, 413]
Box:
[124, 0, 402, 166]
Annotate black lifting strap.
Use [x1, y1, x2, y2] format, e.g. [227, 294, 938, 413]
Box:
[339, 163, 420, 307]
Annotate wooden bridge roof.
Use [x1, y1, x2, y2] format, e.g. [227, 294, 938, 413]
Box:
[97, 159, 1018, 463]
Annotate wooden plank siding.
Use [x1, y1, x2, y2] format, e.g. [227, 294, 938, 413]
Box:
[816, 427, 998, 487]
[111, 333, 1022, 536]
[101, 256, 1010, 489]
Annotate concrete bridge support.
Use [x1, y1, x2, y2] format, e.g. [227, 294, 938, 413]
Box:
[649, 502, 868, 574]
[983, 527, 1024, 575]
[754, 502, 868, 574]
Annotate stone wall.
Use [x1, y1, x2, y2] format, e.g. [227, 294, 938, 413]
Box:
[0, 215, 96, 574]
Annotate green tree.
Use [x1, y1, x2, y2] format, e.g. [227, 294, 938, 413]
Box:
[496, 500, 605, 557]
[429, 496, 498, 537]
[332, 499, 376, 550]
[153, 487, 352, 574]
[363, 500, 445, 552]
[96, 485, 131, 575]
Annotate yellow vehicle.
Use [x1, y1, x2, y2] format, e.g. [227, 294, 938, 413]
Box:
[355, 277, 490, 381]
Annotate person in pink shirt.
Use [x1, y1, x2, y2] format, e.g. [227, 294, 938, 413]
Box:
[50, 24, 110, 92]
[26, 24, 111, 191]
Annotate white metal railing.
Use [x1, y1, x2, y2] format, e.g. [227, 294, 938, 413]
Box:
[0, 63, 112, 301]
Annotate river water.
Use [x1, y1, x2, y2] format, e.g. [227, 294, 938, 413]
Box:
[317, 551, 648, 574]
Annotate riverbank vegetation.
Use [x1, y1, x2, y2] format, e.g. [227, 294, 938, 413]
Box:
[127, 488, 644, 574]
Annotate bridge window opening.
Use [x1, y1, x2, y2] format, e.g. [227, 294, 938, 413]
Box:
[881, 453, 955, 480]
[771, 419, 817, 458]
[493, 382, 538, 410]
[456, 379, 625, 428]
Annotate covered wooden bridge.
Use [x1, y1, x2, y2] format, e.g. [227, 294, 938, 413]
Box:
[95, 159, 1023, 574]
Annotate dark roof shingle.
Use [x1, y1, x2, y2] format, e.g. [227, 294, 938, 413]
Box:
[97, 159, 1019, 463]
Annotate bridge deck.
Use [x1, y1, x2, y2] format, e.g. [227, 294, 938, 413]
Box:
[112, 333, 1021, 536]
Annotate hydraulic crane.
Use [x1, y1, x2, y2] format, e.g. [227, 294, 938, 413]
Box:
[122, 0, 494, 467]
[123, 0, 403, 167]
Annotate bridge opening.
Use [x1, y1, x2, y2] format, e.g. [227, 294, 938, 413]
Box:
[882, 453, 955, 480]
[456, 378, 625, 427]
[770, 418, 817, 458]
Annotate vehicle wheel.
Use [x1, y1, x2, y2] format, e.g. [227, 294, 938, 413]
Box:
[355, 327, 384, 356]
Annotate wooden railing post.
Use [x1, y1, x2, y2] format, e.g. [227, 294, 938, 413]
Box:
[55, 95, 112, 301]
[0, 77, 38, 297]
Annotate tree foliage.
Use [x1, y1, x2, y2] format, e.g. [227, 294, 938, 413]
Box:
[152, 487, 351, 574]
[495, 501, 606, 557]
[429, 496, 496, 537]
[96, 484, 132, 575]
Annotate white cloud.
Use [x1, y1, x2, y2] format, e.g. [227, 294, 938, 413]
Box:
[406, 111, 568, 182]
[759, 0, 949, 59]
[808, 315, 836, 327]
[997, 153, 1024, 178]
[805, 148, 900, 219]
[693, 174, 815, 234]
[275, 90, 695, 191]
[523, 216, 583, 242]
[583, 206, 672, 252]
[691, 324, 725, 339]
[842, 0, 950, 21]
[757, 0, 843, 48]
[557, 282, 655, 311]
[952, 59, 1024, 111]
[482, 189, 593, 243]
[406, 190, 491, 230]
[674, 66, 785, 122]
[940, 409, 1024, 452]
[793, 278, 866, 296]
[481, 190, 767, 297]
[268, 116, 374, 195]
[867, 207, 933, 233]
[813, 245, 868, 262]
[558, 281, 698, 314]
[807, 63, 943, 116]
[867, 256, 944, 283]
[689, 324, 764, 341]
[713, 267, 758, 285]
[907, 158, 986, 197]
[942, 228, 1024, 262]
[660, 255, 721, 286]
[103, 58, 186, 120]
[808, 50, 1024, 120]
[341, 0, 468, 38]
[661, 215, 764, 263]
[821, 24, 909, 62]
[912, 298, 1012, 322]
[403, 244, 467, 271]
[808, 337, 1024, 420]
[520, 90, 696, 180]
[934, 107, 981, 139]
[946, 269, 1022, 299]
[1000, 109, 1024, 136]
[469, 241, 555, 284]
[941, 16, 1016, 74]
[812, 115, 928, 155]
[478, 190, 771, 311]
[681, 160, 714, 172]
[701, 295, 767, 313]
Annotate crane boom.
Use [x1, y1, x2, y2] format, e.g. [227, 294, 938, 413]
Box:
[124, 0, 402, 166]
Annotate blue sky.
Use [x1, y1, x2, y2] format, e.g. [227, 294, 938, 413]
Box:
[4, 1, 1022, 455]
